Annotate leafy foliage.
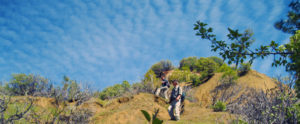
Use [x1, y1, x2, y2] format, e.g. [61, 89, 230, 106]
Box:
[5, 74, 51, 96]
[99, 81, 131, 100]
[168, 69, 203, 87]
[151, 60, 174, 77]
[238, 62, 251, 76]
[220, 67, 238, 85]
[208, 56, 224, 66]
[194, 20, 300, 97]
[274, 1, 300, 34]
[140, 109, 163, 124]
[142, 69, 161, 93]
[0, 95, 33, 123]
[179, 57, 221, 84]
[196, 57, 218, 76]
[179, 57, 198, 71]
[212, 101, 226, 112]
[168, 69, 193, 83]
[190, 74, 202, 87]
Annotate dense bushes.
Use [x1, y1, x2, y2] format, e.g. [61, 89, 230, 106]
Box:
[179, 57, 222, 76]
[179, 56, 223, 73]
[5, 74, 51, 96]
[168, 69, 193, 83]
[238, 62, 251, 76]
[196, 57, 218, 76]
[150, 60, 174, 77]
[190, 74, 202, 87]
[179, 57, 198, 71]
[99, 81, 131, 100]
[212, 101, 227, 112]
[216, 63, 239, 86]
[60, 76, 91, 103]
[1, 74, 91, 105]
[208, 56, 224, 66]
[177, 57, 223, 85]
[167, 69, 203, 87]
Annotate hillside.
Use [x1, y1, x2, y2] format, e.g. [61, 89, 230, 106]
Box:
[5, 70, 278, 124]
[86, 70, 277, 123]
[194, 70, 277, 107]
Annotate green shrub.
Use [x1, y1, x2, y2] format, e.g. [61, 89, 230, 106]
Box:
[143, 69, 160, 89]
[168, 69, 203, 86]
[208, 56, 224, 66]
[67, 81, 80, 102]
[151, 60, 174, 77]
[238, 62, 251, 76]
[179, 57, 198, 71]
[99, 81, 131, 100]
[220, 67, 238, 85]
[287, 103, 300, 123]
[217, 64, 231, 72]
[5, 74, 50, 96]
[60, 76, 91, 103]
[212, 101, 226, 112]
[196, 57, 218, 76]
[296, 103, 300, 122]
[232, 119, 248, 124]
[168, 69, 193, 83]
[190, 74, 202, 86]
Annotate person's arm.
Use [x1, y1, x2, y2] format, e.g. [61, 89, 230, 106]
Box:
[176, 94, 181, 101]
[176, 87, 182, 101]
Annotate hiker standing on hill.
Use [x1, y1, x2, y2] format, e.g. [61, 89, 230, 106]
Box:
[168, 80, 182, 121]
[155, 74, 170, 100]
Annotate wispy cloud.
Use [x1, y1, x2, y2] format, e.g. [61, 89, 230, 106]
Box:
[0, 0, 291, 89]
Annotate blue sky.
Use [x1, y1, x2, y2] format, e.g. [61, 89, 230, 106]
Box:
[0, 0, 292, 90]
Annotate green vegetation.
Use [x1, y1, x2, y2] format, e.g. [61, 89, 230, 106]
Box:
[208, 56, 224, 66]
[143, 69, 160, 88]
[212, 101, 226, 112]
[196, 57, 218, 76]
[177, 56, 224, 86]
[5, 74, 50, 96]
[150, 60, 175, 77]
[141, 109, 163, 124]
[99, 81, 131, 100]
[168, 69, 193, 83]
[221, 67, 238, 85]
[179, 57, 198, 71]
[190, 73, 202, 87]
[238, 62, 251, 76]
[274, 1, 299, 34]
[194, 21, 300, 97]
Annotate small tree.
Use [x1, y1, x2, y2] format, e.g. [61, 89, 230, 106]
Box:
[179, 57, 198, 71]
[194, 20, 300, 97]
[196, 57, 218, 75]
[213, 101, 227, 112]
[208, 56, 224, 66]
[151, 60, 174, 77]
[5, 74, 50, 96]
[238, 62, 251, 76]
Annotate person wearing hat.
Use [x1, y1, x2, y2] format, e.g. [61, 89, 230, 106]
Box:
[168, 80, 182, 121]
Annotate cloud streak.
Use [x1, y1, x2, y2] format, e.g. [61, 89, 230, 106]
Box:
[0, 0, 291, 90]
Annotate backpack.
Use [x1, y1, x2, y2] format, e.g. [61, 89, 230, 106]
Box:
[181, 92, 185, 103]
[167, 82, 170, 88]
